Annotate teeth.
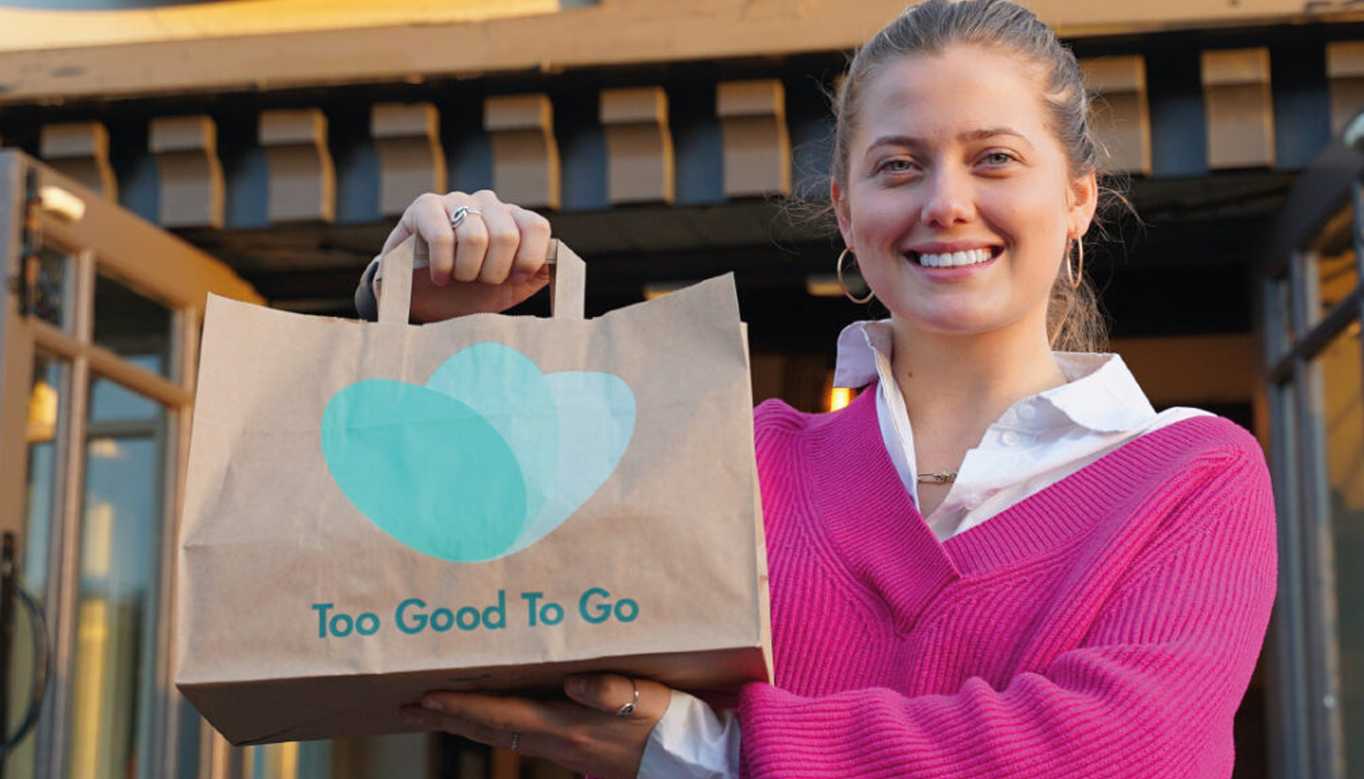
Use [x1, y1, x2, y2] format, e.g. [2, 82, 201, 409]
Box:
[916, 248, 994, 268]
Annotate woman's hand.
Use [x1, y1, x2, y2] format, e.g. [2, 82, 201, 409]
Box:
[399, 673, 671, 779]
[376, 190, 554, 322]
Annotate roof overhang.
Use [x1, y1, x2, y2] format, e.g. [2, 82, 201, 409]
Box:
[2, 0, 1362, 106]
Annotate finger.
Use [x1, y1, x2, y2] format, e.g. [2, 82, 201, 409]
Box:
[508, 205, 552, 279]
[401, 705, 521, 751]
[562, 674, 647, 717]
[423, 691, 560, 734]
[473, 192, 521, 285]
[379, 210, 414, 257]
[404, 192, 461, 286]
[450, 193, 492, 284]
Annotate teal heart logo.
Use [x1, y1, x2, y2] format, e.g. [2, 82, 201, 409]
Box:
[320, 342, 635, 562]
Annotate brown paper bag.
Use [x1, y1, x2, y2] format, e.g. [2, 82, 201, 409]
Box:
[174, 237, 771, 745]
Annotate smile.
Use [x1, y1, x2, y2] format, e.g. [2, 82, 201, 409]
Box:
[906, 246, 1003, 268]
[902, 246, 1004, 281]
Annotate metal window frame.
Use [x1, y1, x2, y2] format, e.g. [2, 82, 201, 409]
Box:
[1260, 168, 1364, 778]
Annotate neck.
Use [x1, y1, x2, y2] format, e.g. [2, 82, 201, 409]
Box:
[888, 312, 1068, 450]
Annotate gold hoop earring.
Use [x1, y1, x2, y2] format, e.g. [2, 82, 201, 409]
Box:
[1066, 238, 1084, 290]
[837, 248, 874, 304]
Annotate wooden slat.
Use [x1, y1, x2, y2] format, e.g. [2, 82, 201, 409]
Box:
[1327, 42, 1364, 137]
[150, 115, 224, 228]
[1201, 48, 1275, 169]
[39, 122, 117, 201]
[484, 94, 560, 209]
[372, 103, 446, 216]
[1, 0, 1362, 105]
[1082, 55, 1152, 174]
[260, 108, 335, 222]
[26, 157, 261, 309]
[716, 79, 790, 198]
[32, 320, 191, 407]
[600, 86, 674, 204]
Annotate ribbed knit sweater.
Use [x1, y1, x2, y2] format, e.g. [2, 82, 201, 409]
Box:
[736, 383, 1277, 778]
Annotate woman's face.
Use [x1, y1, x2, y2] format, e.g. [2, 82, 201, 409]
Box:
[833, 44, 1096, 339]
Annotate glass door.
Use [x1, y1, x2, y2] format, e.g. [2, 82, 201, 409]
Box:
[0, 150, 262, 779]
[1262, 180, 1364, 778]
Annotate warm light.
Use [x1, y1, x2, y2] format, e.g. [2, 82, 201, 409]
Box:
[827, 386, 854, 411]
[26, 379, 57, 444]
[83, 501, 114, 579]
[643, 282, 690, 301]
[805, 275, 844, 298]
[813, 268, 870, 300]
[70, 599, 109, 779]
[88, 438, 123, 460]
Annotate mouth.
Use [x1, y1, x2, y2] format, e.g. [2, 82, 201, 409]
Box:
[904, 246, 1004, 268]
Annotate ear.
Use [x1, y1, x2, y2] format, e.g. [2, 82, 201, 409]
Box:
[831, 178, 854, 248]
[1067, 170, 1099, 239]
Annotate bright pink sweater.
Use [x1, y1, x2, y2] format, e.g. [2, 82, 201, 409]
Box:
[737, 384, 1277, 778]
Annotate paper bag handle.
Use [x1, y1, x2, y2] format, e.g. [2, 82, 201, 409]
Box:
[376, 234, 586, 325]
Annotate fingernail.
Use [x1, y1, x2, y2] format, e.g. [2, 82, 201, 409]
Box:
[421, 697, 443, 712]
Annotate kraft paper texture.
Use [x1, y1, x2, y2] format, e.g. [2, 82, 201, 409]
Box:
[174, 238, 772, 745]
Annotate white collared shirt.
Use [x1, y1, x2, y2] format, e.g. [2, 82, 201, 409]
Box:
[835, 319, 1212, 541]
[639, 319, 1214, 779]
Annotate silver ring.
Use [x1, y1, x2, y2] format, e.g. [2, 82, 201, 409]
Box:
[449, 205, 483, 230]
[615, 678, 640, 718]
[509, 731, 520, 752]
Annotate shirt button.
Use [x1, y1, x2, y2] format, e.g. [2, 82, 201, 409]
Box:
[1001, 431, 1021, 446]
[1017, 404, 1037, 420]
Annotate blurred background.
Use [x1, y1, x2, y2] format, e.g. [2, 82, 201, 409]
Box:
[0, 0, 1361, 776]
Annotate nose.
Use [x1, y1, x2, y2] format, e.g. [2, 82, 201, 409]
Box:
[919, 165, 976, 227]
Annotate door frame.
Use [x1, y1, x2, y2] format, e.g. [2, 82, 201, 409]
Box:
[0, 150, 260, 779]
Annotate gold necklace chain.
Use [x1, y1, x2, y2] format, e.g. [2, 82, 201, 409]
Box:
[916, 470, 958, 485]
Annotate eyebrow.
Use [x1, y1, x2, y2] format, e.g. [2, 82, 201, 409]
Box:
[865, 127, 1033, 154]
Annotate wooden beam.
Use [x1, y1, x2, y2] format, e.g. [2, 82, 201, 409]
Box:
[259, 108, 335, 222]
[1081, 55, 1152, 175]
[1201, 48, 1275, 169]
[1327, 41, 1364, 137]
[149, 115, 225, 228]
[39, 122, 116, 201]
[485, 94, 560, 210]
[717, 79, 790, 198]
[600, 87, 674, 204]
[1, 1, 1361, 105]
[23, 152, 261, 308]
[372, 102, 446, 217]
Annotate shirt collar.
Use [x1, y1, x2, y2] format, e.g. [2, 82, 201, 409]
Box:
[833, 319, 1157, 434]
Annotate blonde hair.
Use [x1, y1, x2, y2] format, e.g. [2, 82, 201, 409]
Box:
[830, 0, 1131, 352]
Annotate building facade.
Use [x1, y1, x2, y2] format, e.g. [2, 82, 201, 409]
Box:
[0, 0, 1363, 776]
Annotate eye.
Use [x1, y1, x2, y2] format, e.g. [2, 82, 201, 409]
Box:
[875, 157, 917, 175]
[980, 151, 1018, 167]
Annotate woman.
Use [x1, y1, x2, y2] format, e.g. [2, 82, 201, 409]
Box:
[358, 1, 1277, 776]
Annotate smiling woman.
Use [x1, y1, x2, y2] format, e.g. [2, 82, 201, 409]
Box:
[360, 1, 1277, 777]
[829, 31, 1115, 358]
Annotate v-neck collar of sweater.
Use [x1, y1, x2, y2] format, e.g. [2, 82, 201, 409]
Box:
[802, 381, 1219, 616]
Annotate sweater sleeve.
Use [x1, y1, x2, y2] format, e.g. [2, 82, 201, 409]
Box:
[354, 255, 382, 321]
[737, 442, 1278, 778]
